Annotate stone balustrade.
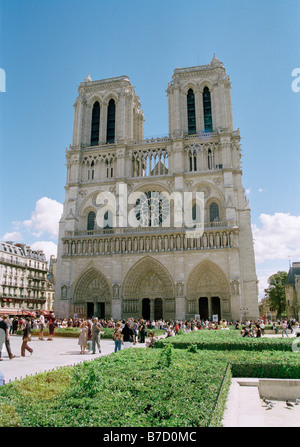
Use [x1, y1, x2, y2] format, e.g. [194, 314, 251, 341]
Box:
[62, 226, 238, 257]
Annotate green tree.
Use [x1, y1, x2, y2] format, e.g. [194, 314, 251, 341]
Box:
[264, 271, 288, 318]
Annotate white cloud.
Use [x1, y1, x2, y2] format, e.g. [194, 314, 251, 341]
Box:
[2, 231, 23, 242]
[30, 241, 58, 262]
[252, 213, 300, 264]
[19, 197, 63, 239]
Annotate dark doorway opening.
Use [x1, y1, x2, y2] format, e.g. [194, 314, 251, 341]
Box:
[211, 296, 221, 320]
[87, 302, 94, 319]
[199, 297, 208, 320]
[142, 298, 150, 320]
[97, 302, 105, 319]
[154, 298, 163, 320]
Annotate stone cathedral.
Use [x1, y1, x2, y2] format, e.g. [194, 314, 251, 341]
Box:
[54, 55, 259, 322]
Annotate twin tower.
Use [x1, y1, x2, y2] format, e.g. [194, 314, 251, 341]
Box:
[55, 56, 259, 323]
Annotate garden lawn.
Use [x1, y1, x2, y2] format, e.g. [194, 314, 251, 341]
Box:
[0, 348, 230, 427]
[1, 330, 300, 427]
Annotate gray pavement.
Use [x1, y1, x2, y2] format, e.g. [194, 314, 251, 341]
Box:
[223, 378, 300, 427]
[0, 335, 146, 384]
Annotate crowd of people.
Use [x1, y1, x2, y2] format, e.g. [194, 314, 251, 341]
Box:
[1, 313, 299, 360]
[235, 318, 298, 338]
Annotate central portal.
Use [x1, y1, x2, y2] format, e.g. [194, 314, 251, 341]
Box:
[122, 257, 175, 320]
[141, 297, 163, 321]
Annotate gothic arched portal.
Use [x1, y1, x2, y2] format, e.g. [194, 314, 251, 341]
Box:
[186, 260, 230, 320]
[122, 257, 175, 320]
[72, 267, 112, 319]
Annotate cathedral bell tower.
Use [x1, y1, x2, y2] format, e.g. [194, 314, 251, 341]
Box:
[72, 74, 144, 148]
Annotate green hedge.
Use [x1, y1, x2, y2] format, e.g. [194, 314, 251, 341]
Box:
[0, 349, 230, 427]
[154, 330, 294, 351]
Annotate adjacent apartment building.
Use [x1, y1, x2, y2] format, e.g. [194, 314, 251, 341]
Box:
[0, 241, 53, 315]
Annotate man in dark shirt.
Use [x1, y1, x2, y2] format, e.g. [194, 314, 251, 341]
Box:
[0, 315, 15, 360]
[122, 321, 134, 348]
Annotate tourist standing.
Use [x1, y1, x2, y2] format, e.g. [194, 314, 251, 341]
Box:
[12, 317, 18, 335]
[21, 317, 33, 357]
[78, 321, 88, 354]
[281, 320, 288, 337]
[132, 320, 139, 345]
[112, 322, 123, 352]
[91, 317, 102, 354]
[122, 321, 134, 349]
[38, 314, 45, 340]
[138, 319, 147, 343]
[47, 313, 56, 341]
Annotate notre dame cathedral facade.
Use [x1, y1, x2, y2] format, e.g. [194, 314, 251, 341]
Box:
[54, 55, 259, 322]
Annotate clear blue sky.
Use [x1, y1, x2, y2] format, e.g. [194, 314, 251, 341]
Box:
[0, 0, 299, 296]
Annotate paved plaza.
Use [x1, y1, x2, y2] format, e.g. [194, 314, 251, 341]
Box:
[0, 335, 146, 383]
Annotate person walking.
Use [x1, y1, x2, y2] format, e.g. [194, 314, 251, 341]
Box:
[112, 321, 123, 352]
[91, 317, 102, 354]
[0, 315, 15, 360]
[21, 317, 33, 357]
[78, 321, 88, 354]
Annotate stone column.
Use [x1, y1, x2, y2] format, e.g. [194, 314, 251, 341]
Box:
[100, 101, 108, 144]
[150, 298, 155, 321]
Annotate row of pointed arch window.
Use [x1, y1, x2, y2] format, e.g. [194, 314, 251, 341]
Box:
[86, 200, 220, 231]
[91, 99, 116, 146]
[87, 159, 114, 180]
[90, 87, 212, 145]
[187, 87, 213, 134]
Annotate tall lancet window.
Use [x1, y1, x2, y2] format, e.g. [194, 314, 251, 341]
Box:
[209, 202, 220, 223]
[106, 99, 116, 143]
[91, 101, 100, 146]
[203, 87, 213, 132]
[187, 89, 196, 135]
[87, 211, 96, 231]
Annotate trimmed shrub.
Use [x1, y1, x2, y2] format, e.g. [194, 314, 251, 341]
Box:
[155, 330, 294, 351]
